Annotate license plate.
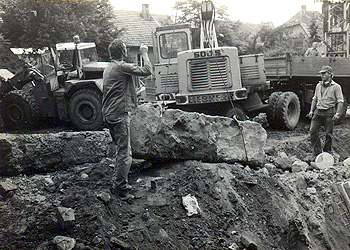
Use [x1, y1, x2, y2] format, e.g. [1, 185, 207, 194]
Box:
[188, 93, 232, 104]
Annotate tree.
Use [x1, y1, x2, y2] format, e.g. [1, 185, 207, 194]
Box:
[308, 20, 321, 43]
[0, 0, 120, 60]
[259, 28, 309, 57]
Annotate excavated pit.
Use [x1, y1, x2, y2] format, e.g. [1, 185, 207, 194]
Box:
[1, 107, 350, 250]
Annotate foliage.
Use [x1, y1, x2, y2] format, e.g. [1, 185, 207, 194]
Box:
[0, 0, 120, 60]
[173, 0, 314, 57]
[173, 0, 229, 48]
[259, 28, 310, 57]
[308, 20, 321, 43]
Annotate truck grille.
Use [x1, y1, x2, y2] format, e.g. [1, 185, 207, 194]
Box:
[189, 57, 229, 91]
[240, 65, 260, 80]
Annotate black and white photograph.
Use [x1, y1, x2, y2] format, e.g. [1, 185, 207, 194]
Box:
[0, 0, 350, 249]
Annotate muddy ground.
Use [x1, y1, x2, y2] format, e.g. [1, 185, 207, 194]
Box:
[1, 115, 350, 250]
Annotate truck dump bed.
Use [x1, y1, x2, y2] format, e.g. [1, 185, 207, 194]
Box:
[265, 54, 350, 80]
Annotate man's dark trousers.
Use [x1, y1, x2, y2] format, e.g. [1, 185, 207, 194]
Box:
[310, 113, 334, 157]
[105, 112, 131, 190]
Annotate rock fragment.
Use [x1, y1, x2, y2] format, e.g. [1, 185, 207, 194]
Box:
[228, 242, 240, 250]
[0, 103, 266, 176]
[52, 236, 76, 250]
[0, 178, 17, 197]
[292, 160, 309, 173]
[182, 194, 201, 216]
[56, 207, 75, 229]
[97, 192, 111, 204]
[44, 177, 56, 192]
[81, 173, 89, 179]
[110, 236, 134, 250]
[264, 163, 277, 173]
[240, 233, 259, 250]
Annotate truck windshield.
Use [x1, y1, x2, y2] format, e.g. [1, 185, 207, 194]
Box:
[159, 32, 189, 59]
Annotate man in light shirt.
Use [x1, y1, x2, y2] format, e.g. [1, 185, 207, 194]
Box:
[307, 65, 344, 158]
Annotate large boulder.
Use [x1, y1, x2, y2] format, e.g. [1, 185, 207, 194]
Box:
[0, 131, 113, 175]
[131, 103, 266, 165]
[0, 104, 266, 176]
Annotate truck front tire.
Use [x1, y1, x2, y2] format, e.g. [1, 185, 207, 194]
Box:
[69, 89, 103, 131]
[0, 90, 40, 130]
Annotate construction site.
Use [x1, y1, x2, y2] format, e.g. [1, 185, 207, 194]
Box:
[1, 0, 350, 249]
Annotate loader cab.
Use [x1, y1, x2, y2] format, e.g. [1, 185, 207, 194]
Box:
[55, 41, 99, 80]
[152, 24, 192, 97]
[154, 24, 192, 64]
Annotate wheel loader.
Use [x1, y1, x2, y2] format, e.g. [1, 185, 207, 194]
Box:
[0, 36, 107, 131]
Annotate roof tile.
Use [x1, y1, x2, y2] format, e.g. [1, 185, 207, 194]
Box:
[114, 9, 172, 47]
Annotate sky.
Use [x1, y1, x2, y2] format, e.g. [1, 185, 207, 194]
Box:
[110, 0, 323, 27]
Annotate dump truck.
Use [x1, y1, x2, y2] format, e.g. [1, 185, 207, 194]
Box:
[264, 0, 350, 128]
[0, 37, 107, 130]
[264, 55, 349, 128]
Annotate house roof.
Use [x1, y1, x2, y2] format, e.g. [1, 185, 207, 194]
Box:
[114, 9, 172, 47]
[278, 6, 323, 38]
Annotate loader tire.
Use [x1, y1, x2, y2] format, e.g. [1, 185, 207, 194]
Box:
[69, 89, 103, 131]
[266, 91, 282, 128]
[275, 92, 300, 130]
[0, 90, 40, 130]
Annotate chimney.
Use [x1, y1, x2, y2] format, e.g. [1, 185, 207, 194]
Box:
[142, 4, 151, 20]
[301, 5, 306, 15]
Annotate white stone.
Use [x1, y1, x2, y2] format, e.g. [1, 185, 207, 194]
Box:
[81, 173, 89, 179]
[52, 236, 76, 250]
[182, 194, 201, 216]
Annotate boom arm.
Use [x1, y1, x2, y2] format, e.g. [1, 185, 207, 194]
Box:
[200, 0, 218, 49]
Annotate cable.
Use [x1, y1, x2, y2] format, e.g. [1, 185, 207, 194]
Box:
[147, 3, 180, 156]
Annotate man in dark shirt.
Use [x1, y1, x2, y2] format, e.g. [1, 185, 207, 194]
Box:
[307, 65, 344, 158]
[102, 40, 152, 199]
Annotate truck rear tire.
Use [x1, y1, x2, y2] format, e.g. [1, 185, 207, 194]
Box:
[266, 91, 282, 128]
[275, 92, 300, 130]
[0, 90, 40, 129]
[69, 89, 103, 131]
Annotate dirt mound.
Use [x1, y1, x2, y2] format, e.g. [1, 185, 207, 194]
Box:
[1, 117, 350, 250]
[1, 155, 350, 249]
